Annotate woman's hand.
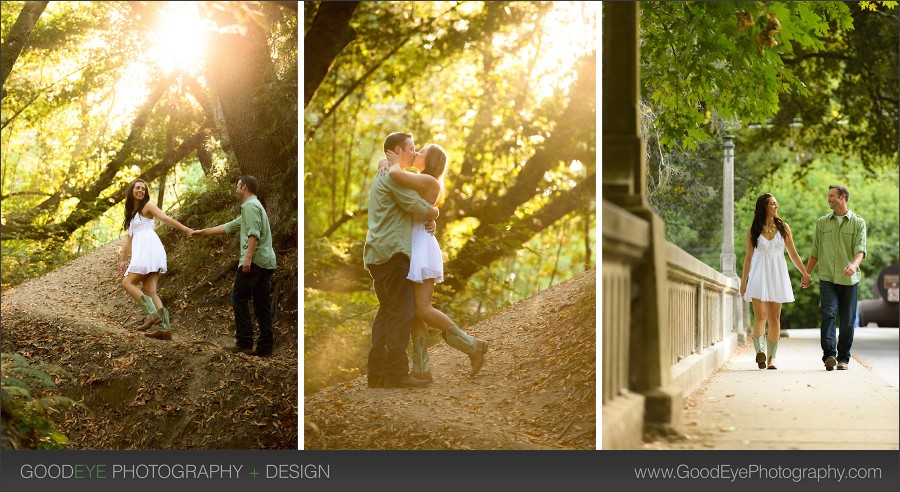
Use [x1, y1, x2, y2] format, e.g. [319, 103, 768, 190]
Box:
[740, 280, 746, 298]
[118, 259, 127, 277]
[376, 159, 391, 176]
[385, 150, 401, 164]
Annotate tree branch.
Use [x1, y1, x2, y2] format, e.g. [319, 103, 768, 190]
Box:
[321, 208, 368, 238]
[305, 2, 464, 141]
[0, 190, 52, 201]
[1, 1, 49, 95]
[442, 172, 596, 294]
[1, 129, 206, 242]
[3, 75, 174, 227]
[303, 1, 359, 109]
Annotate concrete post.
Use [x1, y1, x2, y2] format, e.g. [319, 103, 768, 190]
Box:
[720, 135, 737, 280]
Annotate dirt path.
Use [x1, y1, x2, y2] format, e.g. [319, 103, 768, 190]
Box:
[305, 270, 596, 450]
[1, 238, 297, 449]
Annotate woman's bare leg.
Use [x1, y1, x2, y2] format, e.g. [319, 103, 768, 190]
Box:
[413, 280, 455, 332]
[122, 273, 146, 302]
[141, 272, 163, 309]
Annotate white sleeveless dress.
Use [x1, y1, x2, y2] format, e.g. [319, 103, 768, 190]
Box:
[125, 212, 167, 276]
[408, 219, 443, 284]
[743, 233, 794, 303]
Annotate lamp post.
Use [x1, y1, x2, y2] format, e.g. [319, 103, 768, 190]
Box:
[721, 135, 737, 280]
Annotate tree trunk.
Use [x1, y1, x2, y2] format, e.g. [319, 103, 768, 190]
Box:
[0, 1, 49, 97]
[304, 1, 359, 108]
[205, 4, 294, 229]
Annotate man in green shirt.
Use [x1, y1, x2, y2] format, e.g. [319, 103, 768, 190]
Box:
[193, 176, 277, 357]
[364, 132, 439, 388]
[802, 184, 866, 371]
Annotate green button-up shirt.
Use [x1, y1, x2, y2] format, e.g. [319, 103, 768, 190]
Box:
[363, 174, 432, 268]
[222, 195, 276, 270]
[809, 210, 866, 285]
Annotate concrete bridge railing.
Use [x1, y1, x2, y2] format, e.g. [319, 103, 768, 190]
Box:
[602, 200, 746, 448]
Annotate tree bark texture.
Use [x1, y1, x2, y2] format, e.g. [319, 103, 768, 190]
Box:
[303, 1, 359, 109]
[0, 1, 49, 95]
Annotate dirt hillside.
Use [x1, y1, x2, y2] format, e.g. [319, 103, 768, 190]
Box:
[304, 269, 596, 450]
[1, 237, 297, 449]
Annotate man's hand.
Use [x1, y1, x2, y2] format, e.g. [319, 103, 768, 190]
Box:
[842, 263, 858, 277]
[189, 229, 204, 238]
[242, 259, 252, 273]
[424, 220, 436, 235]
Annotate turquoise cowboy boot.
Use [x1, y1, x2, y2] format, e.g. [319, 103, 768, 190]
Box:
[136, 295, 162, 331]
[752, 335, 766, 369]
[766, 338, 778, 370]
[146, 307, 172, 340]
[444, 326, 488, 378]
[411, 336, 433, 382]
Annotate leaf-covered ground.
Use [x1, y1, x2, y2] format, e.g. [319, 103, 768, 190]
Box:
[0, 237, 298, 449]
[305, 269, 596, 450]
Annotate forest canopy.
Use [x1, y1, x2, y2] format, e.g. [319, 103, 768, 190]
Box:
[1, 1, 299, 290]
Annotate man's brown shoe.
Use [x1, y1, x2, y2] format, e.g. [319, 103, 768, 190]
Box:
[384, 375, 429, 388]
[225, 344, 253, 354]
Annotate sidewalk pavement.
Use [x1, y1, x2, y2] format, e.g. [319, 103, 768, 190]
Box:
[660, 330, 899, 450]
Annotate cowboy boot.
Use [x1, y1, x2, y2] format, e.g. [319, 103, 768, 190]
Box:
[766, 338, 778, 370]
[752, 335, 767, 369]
[411, 336, 433, 382]
[444, 326, 488, 378]
[136, 296, 162, 331]
[146, 307, 172, 340]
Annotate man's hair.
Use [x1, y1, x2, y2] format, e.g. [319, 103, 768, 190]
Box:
[829, 184, 850, 202]
[383, 132, 413, 154]
[239, 175, 259, 195]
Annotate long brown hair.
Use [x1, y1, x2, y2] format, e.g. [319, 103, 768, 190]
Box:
[422, 144, 447, 204]
[123, 179, 150, 231]
[750, 193, 785, 249]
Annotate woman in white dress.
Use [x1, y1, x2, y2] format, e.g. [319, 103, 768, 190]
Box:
[740, 193, 810, 369]
[383, 145, 488, 379]
[118, 179, 194, 340]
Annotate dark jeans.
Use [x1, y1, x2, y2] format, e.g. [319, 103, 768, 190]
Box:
[367, 254, 415, 385]
[819, 281, 858, 363]
[231, 263, 275, 352]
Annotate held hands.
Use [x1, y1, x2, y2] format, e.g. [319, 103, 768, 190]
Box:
[800, 272, 812, 289]
[424, 220, 437, 235]
[189, 229, 205, 239]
